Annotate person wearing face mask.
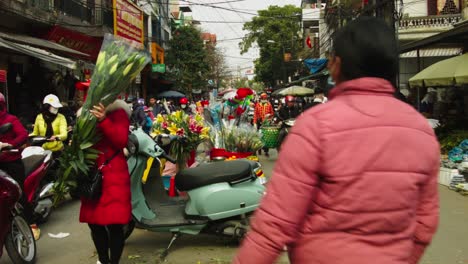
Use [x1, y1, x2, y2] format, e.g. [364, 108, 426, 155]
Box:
[235, 17, 439, 264]
[178, 97, 192, 115]
[30, 94, 68, 153]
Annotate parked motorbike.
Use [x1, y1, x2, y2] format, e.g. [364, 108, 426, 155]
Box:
[22, 136, 56, 223]
[0, 124, 37, 264]
[125, 128, 267, 258]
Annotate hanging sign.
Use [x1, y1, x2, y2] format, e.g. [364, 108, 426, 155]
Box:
[113, 0, 144, 44]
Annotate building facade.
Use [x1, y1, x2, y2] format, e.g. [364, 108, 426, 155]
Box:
[398, 0, 467, 89]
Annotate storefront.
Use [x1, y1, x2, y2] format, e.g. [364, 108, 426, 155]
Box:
[0, 30, 89, 122]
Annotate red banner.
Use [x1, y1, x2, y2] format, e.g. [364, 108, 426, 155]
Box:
[113, 0, 144, 44]
[0, 70, 6, 83]
[46, 26, 102, 61]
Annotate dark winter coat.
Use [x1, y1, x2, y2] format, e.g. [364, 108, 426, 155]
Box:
[79, 100, 131, 225]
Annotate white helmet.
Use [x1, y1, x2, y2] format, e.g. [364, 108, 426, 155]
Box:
[43, 94, 63, 108]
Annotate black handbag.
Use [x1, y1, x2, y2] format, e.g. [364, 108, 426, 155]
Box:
[75, 150, 121, 200]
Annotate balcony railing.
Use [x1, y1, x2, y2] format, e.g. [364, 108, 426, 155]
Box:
[28, 0, 52, 11]
[398, 14, 462, 29]
[54, 0, 93, 23]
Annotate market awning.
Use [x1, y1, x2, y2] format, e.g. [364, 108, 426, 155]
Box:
[399, 20, 468, 53]
[288, 68, 329, 86]
[400, 47, 463, 58]
[0, 31, 88, 57]
[0, 36, 77, 69]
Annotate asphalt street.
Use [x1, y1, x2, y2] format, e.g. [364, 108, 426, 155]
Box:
[2, 150, 468, 264]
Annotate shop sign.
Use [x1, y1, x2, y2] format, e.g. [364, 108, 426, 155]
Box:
[113, 0, 144, 44]
[152, 64, 166, 73]
[46, 26, 102, 60]
[151, 42, 165, 64]
[0, 70, 6, 83]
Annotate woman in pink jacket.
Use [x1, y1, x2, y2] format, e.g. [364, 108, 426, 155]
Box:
[234, 17, 440, 264]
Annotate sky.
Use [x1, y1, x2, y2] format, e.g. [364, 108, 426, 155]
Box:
[186, 0, 302, 76]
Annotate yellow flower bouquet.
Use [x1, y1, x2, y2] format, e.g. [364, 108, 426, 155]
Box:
[152, 111, 209, 169]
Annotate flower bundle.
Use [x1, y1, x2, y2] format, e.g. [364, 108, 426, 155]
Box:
[210, 121, 263, 154]
[53, 34, 151, 203]
[152, 111, 209, 168]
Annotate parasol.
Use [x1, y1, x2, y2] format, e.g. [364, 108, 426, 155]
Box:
[409, 53, 468, 87]
[157, 90, 186, 98]
[277, 86, 314, 96]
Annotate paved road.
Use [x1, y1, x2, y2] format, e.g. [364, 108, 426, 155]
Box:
[2, 150, 468, 264]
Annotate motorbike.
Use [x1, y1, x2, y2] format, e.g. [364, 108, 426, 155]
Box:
[124, 128, 267, 258]
[21, 136, 56, 223]
[277, 118, 296, 150]
[0, 124, 37, 264]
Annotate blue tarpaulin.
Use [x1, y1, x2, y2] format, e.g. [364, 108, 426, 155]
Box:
[304, 58, 328, 74]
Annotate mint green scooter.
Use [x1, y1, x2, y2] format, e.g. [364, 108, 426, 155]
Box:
[125, 128, 266, 257]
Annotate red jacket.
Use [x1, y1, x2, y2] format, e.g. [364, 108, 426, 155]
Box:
[0, 111, 28, 162]
[235, 78, 440, 264]
[80, 101, 131, 225]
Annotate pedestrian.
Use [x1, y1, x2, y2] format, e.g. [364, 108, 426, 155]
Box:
[178, 97, 192, 115]
[234, 17, 440, 264]
[420, 88, 437, 118]
[304, 87, 327, 110]
[0, 92, 40, 240]
[80, 99, 131, 264]
[253, 93, 274, 157]
[130, 98, 147, 128]
[143, 106, 153, 134]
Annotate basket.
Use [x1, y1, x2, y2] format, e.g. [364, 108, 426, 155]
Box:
[261, 126, 280, 148]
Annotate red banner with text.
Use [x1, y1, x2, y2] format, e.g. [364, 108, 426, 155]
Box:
[46, 26, 102, 61]
[113, 0, 144, 44]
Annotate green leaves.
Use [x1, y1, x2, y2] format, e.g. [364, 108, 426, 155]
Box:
[166, 25, 209, 96]
[52, 34, 151, 204]
[239, 5, 302, 86]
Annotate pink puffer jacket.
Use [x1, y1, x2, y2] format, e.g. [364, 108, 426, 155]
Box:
[234, 78, 440, 264]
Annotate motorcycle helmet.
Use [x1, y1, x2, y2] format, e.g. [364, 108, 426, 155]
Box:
[260, 93, 268, 99]
[285, 95, 295, 103]
[137, 98, 145, 105]
[179, 97, 189, 105]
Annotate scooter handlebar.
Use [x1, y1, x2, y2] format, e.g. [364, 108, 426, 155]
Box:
[161, 151, 177, 164]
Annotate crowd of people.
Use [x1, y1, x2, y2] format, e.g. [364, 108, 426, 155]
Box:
[0, 16, 443, 264]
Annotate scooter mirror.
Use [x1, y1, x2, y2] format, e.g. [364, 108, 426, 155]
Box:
[157, 134, 172, 147]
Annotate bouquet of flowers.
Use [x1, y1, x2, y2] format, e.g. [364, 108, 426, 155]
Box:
[53, 34, 151, 203]
[221, 123, 263, 153]
[152, 111, 210, 169]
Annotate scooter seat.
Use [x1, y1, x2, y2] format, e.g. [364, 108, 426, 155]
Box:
[23, 155, 46, 176]
[175, 159, 252, 191]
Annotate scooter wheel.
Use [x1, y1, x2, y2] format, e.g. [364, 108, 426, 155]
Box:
[5, 215, 37, 264]
[123, 220, 135, 240]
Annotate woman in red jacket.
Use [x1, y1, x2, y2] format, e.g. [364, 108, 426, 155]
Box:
[0, 92, 40, 239]
[235, 17, 440, 264]
[80, 100, 131, 264]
